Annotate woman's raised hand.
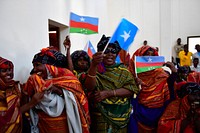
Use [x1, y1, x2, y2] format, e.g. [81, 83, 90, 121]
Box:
[63, 36, 71, 50]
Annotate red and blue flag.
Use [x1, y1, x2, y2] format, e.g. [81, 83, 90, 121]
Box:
[70, 12, 99, 35]
[84, 41, 96, 58]
[135, 56, 165, 73]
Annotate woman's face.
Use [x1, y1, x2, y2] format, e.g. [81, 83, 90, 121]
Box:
[0, 67, 13, 84]
[103, 46, 117, 66]
[33, 62, 47, 79]
[143, 48, 155, 56]
[77, 57, 89, 71]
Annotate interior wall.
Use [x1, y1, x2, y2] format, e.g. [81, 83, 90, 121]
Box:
[0, 0, 70, 82]
[0, 0, 200, 83]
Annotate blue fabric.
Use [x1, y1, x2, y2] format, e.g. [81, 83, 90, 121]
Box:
[128, 111, 138, 133]
[128, 98, 168, 132]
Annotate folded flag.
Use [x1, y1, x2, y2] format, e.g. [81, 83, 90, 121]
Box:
[70, 12, 99, 35]
[84, 41, 96, 58]
[110, 18, 138, 51]
[135, 56, 165, 73]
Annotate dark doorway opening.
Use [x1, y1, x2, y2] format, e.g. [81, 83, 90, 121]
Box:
[49, 24, 60, 50]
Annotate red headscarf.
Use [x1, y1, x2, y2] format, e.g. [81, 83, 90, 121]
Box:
[129, 45, 158, 75]
[0, 57, 13, 69]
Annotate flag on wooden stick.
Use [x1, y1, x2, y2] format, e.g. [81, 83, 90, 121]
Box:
[135, 56, 165, 73]
[84, 41, 96, 58]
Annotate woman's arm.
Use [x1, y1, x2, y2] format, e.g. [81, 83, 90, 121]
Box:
[94, 88, 134, 102]
[164, 61, 178, 100]
[63, 36, 74, 71]
[20, 92, 44, 114]
[84, 52, 104, 91]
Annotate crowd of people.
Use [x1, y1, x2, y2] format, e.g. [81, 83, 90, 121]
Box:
[174, 38, 200, 73]
[0, 35, 200, 133]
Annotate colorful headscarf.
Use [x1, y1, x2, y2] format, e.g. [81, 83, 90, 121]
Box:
[32, 47, 67, 68]
[97, 34, 121, 55]
[0, 57, 13, 70]
[0, 57, 14, 89]
[132, 45, 158, 56]
[71, 50, 90, 72]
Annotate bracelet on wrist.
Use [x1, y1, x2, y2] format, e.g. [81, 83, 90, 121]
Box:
[87, 73, 96, 78]
[113, 90, 117, 97]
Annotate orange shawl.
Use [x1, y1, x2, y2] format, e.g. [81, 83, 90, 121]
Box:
[129, 45, 170, 108]
[0, 84, 22, 133]
[24, 65, 90, 133]
[157, 96, 191, 133]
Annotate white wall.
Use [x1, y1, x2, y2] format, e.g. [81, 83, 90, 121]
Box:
[0, 0, 70, 82]
[0, 0, 200, 83]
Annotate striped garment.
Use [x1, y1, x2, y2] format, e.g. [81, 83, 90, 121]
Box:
[0, 57, 22, 133]
[24, 65, 90, 133]
[85, 63, 139, 132]
[0, 85, 22, 133]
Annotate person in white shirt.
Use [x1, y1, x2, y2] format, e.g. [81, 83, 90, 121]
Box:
[190, 57, 200, 72]
[192, 44, 200, 61]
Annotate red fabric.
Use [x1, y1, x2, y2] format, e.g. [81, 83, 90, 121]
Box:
[187, 71, 200, 84]
[157, 96, 191, 133]
[129, 45, 170, 108]
[24, 65, 90, 133]
[119, 49, 130, 66]
[0, 57, 13, 69]
[0, 57, 15, 90]
[70, 20, 98, 32]
[0, 84, 22, 133]
[129, 45, 158, 76]
[184, 124, 195, 133]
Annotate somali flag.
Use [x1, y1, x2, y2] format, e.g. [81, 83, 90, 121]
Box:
[70, 12, 99, 35]
[110, 18, 138, 51]
[135, 56, 165, 73]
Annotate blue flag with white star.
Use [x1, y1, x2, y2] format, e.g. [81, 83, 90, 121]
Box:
[110, 18, 138, 51]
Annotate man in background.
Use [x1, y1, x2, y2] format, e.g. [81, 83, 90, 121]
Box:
[174, 38, 184, 67]
[179, 44, 193, 66]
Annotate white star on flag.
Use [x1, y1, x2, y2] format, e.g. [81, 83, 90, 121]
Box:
[120, 30, 131, 42]
[80, 17, 85, 22]
[148, 57, 152, 62]
[109, 18, 138, 51]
